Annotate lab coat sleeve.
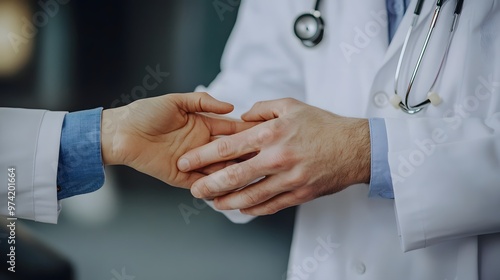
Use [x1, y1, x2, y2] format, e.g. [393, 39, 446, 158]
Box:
[386, 116, 500, 252]
[195, 0, 306, 223]
[0, 108, 66, 224]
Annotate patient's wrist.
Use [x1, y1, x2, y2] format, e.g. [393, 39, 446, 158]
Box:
[101, 109, 120, 166]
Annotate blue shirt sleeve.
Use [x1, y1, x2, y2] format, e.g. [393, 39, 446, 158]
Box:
[368, 118, 394, 199]
[57, 108, 105, 200]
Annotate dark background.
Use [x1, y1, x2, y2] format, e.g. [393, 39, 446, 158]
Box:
[0, 0, 295, 279]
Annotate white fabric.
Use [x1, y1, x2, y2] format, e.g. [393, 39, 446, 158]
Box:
[0, 108, 66, 223]
[199, 0, 500, 279]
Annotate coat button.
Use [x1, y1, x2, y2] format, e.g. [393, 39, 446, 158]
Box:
[373, 91, 390, 108]
[354, 262, 366, 275]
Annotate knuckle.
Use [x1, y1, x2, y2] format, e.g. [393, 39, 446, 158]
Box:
[228, 120, 237, 133]
[293, 188, 314, 202]
[254, 101, 265, 107]
[250, 127, 274, 148]
[257, 128, 272, 144]
[196, 91, 209, 98]
[269, 149, 294, 170]
[190, 152, 203, 168]
[270, 118, 288, 132]
[224, 164, 243, 186]
[196, 181, 213, 198]
[272, 160, 286, 171]
[269, 155, 287, 170]
[261, 204, 279, 215]
[282, 97, 299, 106]
[242, 190, 260, 206]
[287, 170, 307, 186]
[217, 139, 234, 158]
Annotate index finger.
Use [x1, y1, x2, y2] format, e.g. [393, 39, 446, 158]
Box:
[177, 123, 269, 172]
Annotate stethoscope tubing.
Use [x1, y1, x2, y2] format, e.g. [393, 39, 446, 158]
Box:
[394, 0, 464, 114]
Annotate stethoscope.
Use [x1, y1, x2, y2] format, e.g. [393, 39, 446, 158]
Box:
[293, 0, 325, 47]
[294, 0, 465, 115]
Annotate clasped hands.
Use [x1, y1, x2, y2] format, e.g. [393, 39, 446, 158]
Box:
[103, 92, 370, 216]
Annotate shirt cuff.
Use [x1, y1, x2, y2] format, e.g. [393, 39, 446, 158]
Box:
[57, 108, 105, 200]
[368, 118, 394, 199]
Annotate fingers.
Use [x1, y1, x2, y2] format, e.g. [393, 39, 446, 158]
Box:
[212, 174, 288, 210]
[197, 160, 238, 175]
[172, 171, 206, 189]
[240, 191, 304, 216]
[189, 156, 268, 199]
[197, 152, 257, 175]
[178, 123, 268, 172]
[203, 115, 260, 136]
[173, 92, 235, 114]
[241, 98, 300, 122]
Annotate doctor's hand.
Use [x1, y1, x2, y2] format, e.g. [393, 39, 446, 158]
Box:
[177, 98, 371, 215]
[100, 92, 256, 189]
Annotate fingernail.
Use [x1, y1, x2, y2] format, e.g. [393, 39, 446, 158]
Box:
[178, 158, 191, 171]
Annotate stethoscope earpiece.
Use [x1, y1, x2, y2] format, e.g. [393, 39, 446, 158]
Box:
[427, 92, 442, 106]
[390, 95, 403, 109]
[294, 11, 324, 47]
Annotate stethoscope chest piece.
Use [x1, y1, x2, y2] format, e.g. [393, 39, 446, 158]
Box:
[294, 10, 324, 47]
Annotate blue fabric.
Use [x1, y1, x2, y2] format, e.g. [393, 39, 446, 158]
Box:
[57, 108, 105, 200]
[368, 118, 394, 199]
[387, 0, 411, 42]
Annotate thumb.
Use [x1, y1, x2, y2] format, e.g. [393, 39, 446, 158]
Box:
[174, 92, 234, 114]
[241, 98, 296, 121]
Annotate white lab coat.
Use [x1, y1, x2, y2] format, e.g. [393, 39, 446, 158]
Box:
[197, 0, 500, 279]
[0, 109, 65, 223]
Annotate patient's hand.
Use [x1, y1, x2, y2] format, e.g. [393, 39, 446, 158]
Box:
[101, 92, 256, 188]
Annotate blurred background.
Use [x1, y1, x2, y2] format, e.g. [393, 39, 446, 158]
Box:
[0, 0, 295, 279]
